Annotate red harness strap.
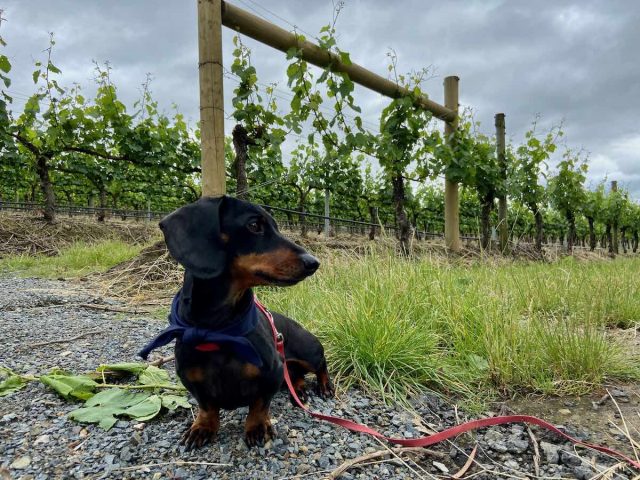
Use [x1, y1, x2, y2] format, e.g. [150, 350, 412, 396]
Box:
[195, 343, 220, 352]
[254, 297, 640, 471]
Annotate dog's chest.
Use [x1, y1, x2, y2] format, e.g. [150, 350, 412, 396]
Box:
[175, 338, 282, 410]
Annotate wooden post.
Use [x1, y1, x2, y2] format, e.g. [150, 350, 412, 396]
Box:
[443, 76, 461, 252]
[220, 2, 454, 122]
[495, 113, 508, 252]
[324, 188, 330, 237]
[612, 180, 619, 254]
[198, 0, 226, 196]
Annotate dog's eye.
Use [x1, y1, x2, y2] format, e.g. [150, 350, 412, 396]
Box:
[247, 221, 263, 234]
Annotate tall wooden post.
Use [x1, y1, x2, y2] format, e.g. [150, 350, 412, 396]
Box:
[495, 113, 508, 252]
[198, 0, 226, 196]
[443, 76, 461, 252]
[612, 180, 619, 254]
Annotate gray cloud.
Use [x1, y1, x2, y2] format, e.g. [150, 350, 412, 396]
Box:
[3, 0, 639, 195]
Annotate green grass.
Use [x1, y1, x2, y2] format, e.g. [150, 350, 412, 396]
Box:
[3, 239, 639, 407]
[260, 252, 640, 406]
[0, 240, 144, 278]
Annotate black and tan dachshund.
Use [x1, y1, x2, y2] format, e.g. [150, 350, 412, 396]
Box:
[139, 195, 333, 449]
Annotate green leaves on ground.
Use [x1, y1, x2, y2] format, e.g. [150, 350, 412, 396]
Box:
[138, 365, 172, 386]
[161, 394, 191, 411]
[40, 373, 98, 400]
[0, 369, 28, 397]
[69, 389, 162, 430]
[3, 362, 190, 430]
[97, 362, 149, 376]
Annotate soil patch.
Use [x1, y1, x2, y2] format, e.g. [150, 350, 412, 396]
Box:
[505, 387, 640, 457]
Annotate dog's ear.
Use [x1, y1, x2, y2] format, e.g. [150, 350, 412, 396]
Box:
[159, 196, 227, 279]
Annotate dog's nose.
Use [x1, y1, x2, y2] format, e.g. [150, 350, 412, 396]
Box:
[300, 254, 320, 273]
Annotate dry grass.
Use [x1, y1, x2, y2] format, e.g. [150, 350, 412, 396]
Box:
[86, 230, 621, 310]
[93, 240, 181, 304]
[0, 212, 158, 257]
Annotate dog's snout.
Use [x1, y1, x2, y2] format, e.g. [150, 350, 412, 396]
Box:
[300, 253, 320, 273]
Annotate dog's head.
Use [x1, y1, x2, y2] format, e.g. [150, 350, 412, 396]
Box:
[159, 196, 319, 288]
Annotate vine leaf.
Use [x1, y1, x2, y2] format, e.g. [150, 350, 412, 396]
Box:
[97, 362, 148, 376]
[338, 51, 351, 66]
[467, 354, 489, 372]
[0, 55, 10, 73]
[138, 365, 172, 386]
[68, 388, 157, 430]
[161, 394, 191, 411]
[123, 394, 163, 421]
[0, 372, 27, 397]
[39, 373, 98, 400]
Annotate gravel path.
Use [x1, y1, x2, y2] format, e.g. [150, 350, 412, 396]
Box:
[0, 277, 636, 479]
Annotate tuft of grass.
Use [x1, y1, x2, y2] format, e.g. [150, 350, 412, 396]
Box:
[150, 305, 170, 321]
[260, 251, 640, 406]
[0, 240, 144, 278]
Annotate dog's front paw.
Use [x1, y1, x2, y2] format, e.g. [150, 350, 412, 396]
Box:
[181, 409, 220, 450]
[244, 420, 274, 447]
[181, 423, 218, 450]
[316, 379, 335, 399]
[290, 385, 309, 406]
[181, 423, 218, 449]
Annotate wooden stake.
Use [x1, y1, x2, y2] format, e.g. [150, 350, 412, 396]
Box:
[444, 76, 461, 252]
[198, 0, 226, 196]
[612, 180, 619, 254]
[495, 113, 508, 253]
[220, 1, 455, 122]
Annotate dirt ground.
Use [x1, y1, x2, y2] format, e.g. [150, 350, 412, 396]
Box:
[504, 387, 640, 457]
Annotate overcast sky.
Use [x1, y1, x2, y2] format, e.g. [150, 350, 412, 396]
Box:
[3, 0, 639, 196]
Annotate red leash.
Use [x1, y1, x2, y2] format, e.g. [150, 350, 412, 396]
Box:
[255, 297, 640, 471]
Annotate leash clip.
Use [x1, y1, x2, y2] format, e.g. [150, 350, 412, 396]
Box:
[276, 332, 284, 344]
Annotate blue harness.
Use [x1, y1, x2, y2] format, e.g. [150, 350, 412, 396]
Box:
[138, 291, 263, 366]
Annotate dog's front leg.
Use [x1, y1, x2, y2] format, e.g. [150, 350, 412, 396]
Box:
[244, 397, 274, 447]
[315, 360, 335, 399]
[181, 406, 220, 449]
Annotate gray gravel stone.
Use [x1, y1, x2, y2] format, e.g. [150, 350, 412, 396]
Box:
[560, 449, 583, 466]
[0, 276, 635, 479]
[540, 441, 561, 464]
[506, 432, 529, 454]
[485, 429, 509, 453]
[574, 465, 595, 479]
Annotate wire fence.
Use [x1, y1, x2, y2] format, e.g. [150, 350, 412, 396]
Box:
[2, 200, 616, 250]
[0, 200, 468, 241]
[0, 201, 167, 220]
